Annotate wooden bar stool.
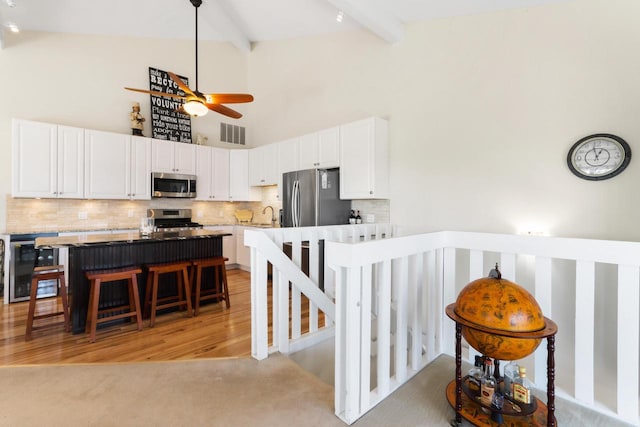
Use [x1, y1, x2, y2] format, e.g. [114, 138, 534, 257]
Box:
[190, 257, 230, 316]
[85, 266, 143, 343]
[25, 265, 70, 341]
[144, 261, 192, 327]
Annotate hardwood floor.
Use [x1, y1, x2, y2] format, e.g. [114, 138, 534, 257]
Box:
[0, 269, 256, 365]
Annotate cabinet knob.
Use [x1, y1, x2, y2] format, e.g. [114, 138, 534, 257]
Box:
[369, 191, 373, 195]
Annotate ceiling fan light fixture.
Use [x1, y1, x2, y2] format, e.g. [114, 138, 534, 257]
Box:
[183, 99, 208, 117]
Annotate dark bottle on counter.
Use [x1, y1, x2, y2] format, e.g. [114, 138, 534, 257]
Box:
[356, 210, 362, 224]
[349, 210, 356, 224]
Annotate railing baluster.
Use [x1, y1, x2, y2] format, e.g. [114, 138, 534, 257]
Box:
[574, 260, 595, 404]
[468, 250, 484, 363]
[394, 256, 408, 382]
[308, 233, 319, 333]
[377, 259, 392, 397]
[617, 264, 640, 423]
[360, 264, 372, 411]
[409, 253, 423, 371]
[534, 256, 552, 389]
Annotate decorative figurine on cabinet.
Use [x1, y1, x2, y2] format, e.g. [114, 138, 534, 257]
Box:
[130, 102, 145, 136]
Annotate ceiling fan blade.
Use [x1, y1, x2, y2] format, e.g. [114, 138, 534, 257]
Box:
[124, 87, 187, 100]
[167, 71, 197, 98]
[206, 103, 243, 119]
[203, 93, 254, 104]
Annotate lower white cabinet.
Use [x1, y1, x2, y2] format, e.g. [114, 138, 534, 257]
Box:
[204, 226, 236, 265]
[235, 226, 251, 271]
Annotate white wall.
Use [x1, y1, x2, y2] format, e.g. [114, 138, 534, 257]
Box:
[247, 0, 640, 241]
[2, 0, 640, 242]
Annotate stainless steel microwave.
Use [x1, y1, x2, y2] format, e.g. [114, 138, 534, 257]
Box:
[152, 172, 197, 198]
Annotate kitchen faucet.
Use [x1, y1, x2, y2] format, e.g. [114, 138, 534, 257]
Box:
[262, 205, 277, 226]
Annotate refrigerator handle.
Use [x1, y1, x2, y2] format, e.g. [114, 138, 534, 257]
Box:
[292, 180, 299, 227]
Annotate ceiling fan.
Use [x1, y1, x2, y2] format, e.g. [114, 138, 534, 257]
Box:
[124, 0, 253, 119]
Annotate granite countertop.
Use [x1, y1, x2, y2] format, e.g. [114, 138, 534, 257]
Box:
[35, 229, 231, 248]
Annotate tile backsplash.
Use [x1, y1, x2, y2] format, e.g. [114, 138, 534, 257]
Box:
[5, 188, 283, 233]
[5, 188, 390, 233]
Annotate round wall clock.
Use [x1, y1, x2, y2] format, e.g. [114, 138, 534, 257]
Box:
[567, 133, 631, 180]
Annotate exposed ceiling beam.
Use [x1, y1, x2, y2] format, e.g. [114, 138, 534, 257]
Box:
[326, 0, 404, 44]
[201, 0, 251, 53]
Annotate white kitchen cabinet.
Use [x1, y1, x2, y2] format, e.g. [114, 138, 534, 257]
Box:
[151, 139, 196, 174]
[299, 126, 340, 170]
[339, 117, 389, 199]
[278, 137, 300, 175]
[129, 136, 152, 200]
[12, 119, 84, 199]
[196, 146, 230, 201]
[276, 137, 299, 200]
[212, 147, 230, 201]
[229, 150, 260, 201]
[235, 226, 251, 271]
[205, 225, 236, 265]
[249, 144, 278, 186]
[84, 130, 151, 200]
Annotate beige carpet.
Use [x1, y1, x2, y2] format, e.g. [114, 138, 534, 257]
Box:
[0, 355, 634, 427]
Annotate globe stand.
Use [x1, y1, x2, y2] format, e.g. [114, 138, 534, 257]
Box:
[446, 304, 558, 427]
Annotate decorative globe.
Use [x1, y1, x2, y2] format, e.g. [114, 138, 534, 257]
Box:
[454, 268, 545, 361]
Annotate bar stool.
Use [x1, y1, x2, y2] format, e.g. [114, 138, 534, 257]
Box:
[190, 257, 230, 316]
[25, 265, 70, 341]
[85, 266, 143, 343]
[144, 261, 192, 327]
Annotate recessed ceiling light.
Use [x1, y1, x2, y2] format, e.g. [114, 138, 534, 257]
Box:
[6, 0, 16, 8]
[6, 22, 19, 33]
[336, 11, 344, 23]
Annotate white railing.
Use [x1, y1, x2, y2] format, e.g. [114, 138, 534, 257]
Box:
[245, 223, 395, 360]
[246, 227, 640, 426]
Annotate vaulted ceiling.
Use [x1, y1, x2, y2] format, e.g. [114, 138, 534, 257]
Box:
[0, 0, 571, 51]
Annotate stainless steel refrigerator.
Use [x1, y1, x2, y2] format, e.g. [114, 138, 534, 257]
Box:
[282, 168, 351, 227]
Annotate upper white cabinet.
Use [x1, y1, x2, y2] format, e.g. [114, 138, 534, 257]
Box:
[299, 126, 340, 170]
[278, 137, 300, 175]
[229, 150, 260, 202]
[276, 137, 300, 200]
[84, 130, 151, 200]
[12, 119, 84, 198]
[211, 147, 230, 201]
[249, 144, 278, 186]
[151, 139, 196, 175]
[339, 117, 389, 199]
[196, 146, 230, 201]
[129, 136, 152, 200]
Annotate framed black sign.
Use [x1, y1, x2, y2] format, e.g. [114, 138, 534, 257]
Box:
[148, 67, 192, 143]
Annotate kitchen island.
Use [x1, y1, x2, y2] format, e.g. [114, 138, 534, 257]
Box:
[36, 229, 231, 334]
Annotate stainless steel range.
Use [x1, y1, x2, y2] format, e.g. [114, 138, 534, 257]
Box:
[147, 209, 203, 232]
